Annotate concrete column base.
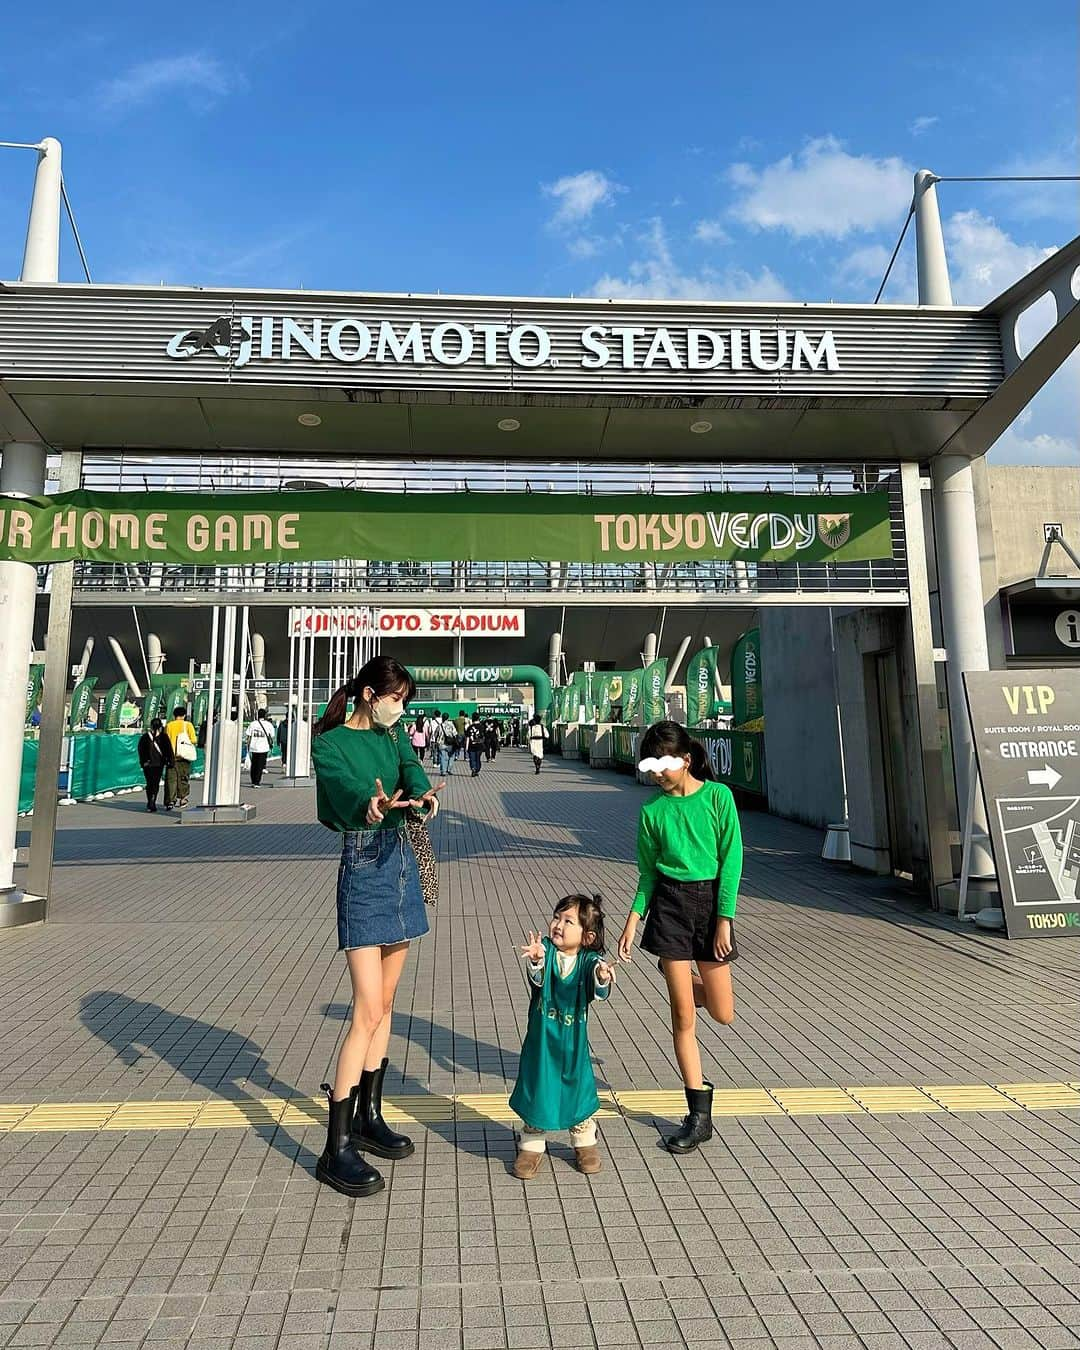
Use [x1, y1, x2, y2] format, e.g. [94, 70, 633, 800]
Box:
[178, 804, 257, 826]
[0, 890, 46, 928]
[937, 877, 1000, 916]
[279, 776, 316, 788]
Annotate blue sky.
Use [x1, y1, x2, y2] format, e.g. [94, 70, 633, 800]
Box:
[1, 0, 1077, 464]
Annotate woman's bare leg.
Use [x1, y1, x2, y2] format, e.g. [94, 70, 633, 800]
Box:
[332, 943, 407, 1100]
[363, 942, 410, 1071]
[696, 961, 735, 1025]
[662, 959, 704, 1089]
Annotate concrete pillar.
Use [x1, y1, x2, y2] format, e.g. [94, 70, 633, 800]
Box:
[916, 167, 995, 878]
[1, 138, 61, 913]
[0, 443, 47, 896]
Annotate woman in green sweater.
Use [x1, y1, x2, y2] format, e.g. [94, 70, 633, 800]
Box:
[311, 655, 442, 1198]
[617, 720, 743, 1155]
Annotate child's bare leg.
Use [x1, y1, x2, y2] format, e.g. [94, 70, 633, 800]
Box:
[662, 959, 704, 1089]
[696, 962, 735, 1025]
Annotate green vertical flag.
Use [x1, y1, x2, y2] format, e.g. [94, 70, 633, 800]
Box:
[642, 659, 669, 724]
[623, 669, 644, 725]
[193, 687, 210, 730]
[685, 647, 720, 727]
[69, 676, 98, 731]
[26, 663, 44, 724]
[598, 676, 613, 722]
[102, 681, 129, 731]
[567, 683, 581, 722]
[731, 628, 763, 728]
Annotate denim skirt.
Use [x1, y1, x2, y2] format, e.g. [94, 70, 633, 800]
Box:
[336, 827, 429, 951]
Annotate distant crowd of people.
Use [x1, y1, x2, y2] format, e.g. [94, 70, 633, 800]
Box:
[405, 709, 547, 777]
[136, 703, 291, 811]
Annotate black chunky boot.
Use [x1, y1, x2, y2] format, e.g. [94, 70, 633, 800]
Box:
[664, 1082, 714, 1154]
[352, 1059, 415, 1160]
[316, 1084, 384, 1196]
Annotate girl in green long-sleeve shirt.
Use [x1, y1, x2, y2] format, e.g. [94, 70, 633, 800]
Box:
[617, 720, 744, 1155]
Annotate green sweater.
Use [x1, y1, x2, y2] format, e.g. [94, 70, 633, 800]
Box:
[312, 723, 430, 832]
[632, 779, 743, 918]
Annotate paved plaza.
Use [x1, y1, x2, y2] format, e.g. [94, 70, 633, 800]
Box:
[2, 749, 1080, 1350]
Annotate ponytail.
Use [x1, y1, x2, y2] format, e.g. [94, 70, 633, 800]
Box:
[688, 739, 715, 782]
[313, 677, 357, 737]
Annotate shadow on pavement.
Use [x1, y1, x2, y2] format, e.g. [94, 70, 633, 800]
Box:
[79, 992, 322, 1173]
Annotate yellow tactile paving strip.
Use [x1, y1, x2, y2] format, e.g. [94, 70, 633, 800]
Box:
[1, 1082, 1079, 1134]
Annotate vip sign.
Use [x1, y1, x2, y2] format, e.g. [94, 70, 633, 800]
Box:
[289, 608, 525, 638]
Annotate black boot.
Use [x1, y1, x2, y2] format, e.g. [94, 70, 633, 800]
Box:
[352, 1059, 415, 1160]
[316, 1084, 384, 1196]
[664, 1083, 714, 1154]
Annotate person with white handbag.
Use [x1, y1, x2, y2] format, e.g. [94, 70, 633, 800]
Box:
[165, 705, 198, 809]
[246, 710, 276, 786]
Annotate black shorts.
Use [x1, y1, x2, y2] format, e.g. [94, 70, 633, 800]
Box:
[640, 877, 739, 965]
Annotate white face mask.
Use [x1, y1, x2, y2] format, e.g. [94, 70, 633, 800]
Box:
[637, 755, 687, 774]
[370, 697, 404, 729]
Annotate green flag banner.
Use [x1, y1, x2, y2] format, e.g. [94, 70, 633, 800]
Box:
[731, 628, 763, 728]
[698, 730, 766, 796]
[102, 681, 129, 731]
[26, 664, 44, 724]
[69, 676, 98, 731]
[193, 687, 210, 730]
[685, 647, 721, 727]
[623, 669, 644, 725]
[567, 683, 581, 723]
[642, 659, 669, 724]
[598, 675, 614, 722]
[0, 488, 893, 566]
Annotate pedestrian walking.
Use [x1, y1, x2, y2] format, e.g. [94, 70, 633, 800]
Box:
[617, 720, 743, 1155]
[430, 710, 454, 777]
[137, 717, 173, 813]
[465, 713, 484, 776]
[509, 894, 615, 1178]
[246, 709, 276, 786]
[527, 714, 547, 774]
[454, 709, 468, 765]
[164, 705, 198, 809]
[483, 716, 499, 762]
[410, 715, 428, 763]
[311, 655, 443, 1198]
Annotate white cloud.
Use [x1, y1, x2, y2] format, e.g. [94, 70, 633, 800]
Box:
[988, 353, 1080, 467]
[727, 136, 912, 238]
[543, 170, 623, 228]
[566, 235, 605, 260]
[588, 218, 790, 301]
[909, 116, 939, 137]
[987, 145, 1080, 222]
[943, 208, 1056, 305]
[97, 54, 235, 111]
[693, 219, 731, 245]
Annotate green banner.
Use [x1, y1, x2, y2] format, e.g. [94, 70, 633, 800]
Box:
[613, 725, 638, 765]
[698, 730, 766, 796]
[0, 488, 893, 566]
[193, 687, 210, 729]
[102, 681, 129, 731]
[623, 669, 644, 726]
[69, 676, 98, 731]
[567, 683, 581, 722]
[26, 664, 44, 725]
[642, 659, 668, 724]
[598, 676, 614, 722]
[685, 647, 721, 727]
[731, 628, 763, 729]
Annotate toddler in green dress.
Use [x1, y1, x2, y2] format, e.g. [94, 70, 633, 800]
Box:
[509, 894, 615, 1178]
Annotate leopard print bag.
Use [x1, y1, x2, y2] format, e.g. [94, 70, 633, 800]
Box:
[404, 813, 439, 906]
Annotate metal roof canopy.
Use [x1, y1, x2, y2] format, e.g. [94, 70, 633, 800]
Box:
[0, 281, 1013, 462]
